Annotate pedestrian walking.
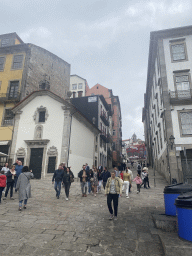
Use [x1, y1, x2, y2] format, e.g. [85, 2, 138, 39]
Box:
[143, 167, 150, 188]
[0, 171, 6, 204]
[133, 174, 143, 193]
[78, 165, 89, 197]
[97, 168, 102, 193]
[52, 164, 64, 199]
[3, 165, 16, 200]
[101, 167, 111, 189]
[127, 167, 133, 192]
[105, 170, 122, 221]
[2, 163, 9, 174]
[92, 168, 98, 197]
[87, 168, 93, 194]
[14, 161, 23, 192]
[123, 168, 131, 198]
[16, 166, 34, 210]
[63, 167, 74, 201]
[137, 163, 142, 176]
[1, 163, 9, 195]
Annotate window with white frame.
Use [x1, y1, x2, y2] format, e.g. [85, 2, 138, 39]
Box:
[180, 111, 192, 135]
[170, 42, 187, 62]
[174, 74, 190, 98]
[78, 83, 83, 89]
[113, 129, 116, 136]
[72, 84, 77, 90]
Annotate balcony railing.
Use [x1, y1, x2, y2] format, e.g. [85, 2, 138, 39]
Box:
[169, 90, 192, 104]
[100, 130, 108, 142]
[0, 93, 21, 102]
[100, 110, 109, 126]
[2, 119, 14, 126]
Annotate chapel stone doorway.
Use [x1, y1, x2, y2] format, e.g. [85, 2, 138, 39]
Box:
[29, 148, 44, 179]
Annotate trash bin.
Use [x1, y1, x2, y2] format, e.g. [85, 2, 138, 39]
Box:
[164, 183, 192, 216]
[175, 192, 192, 241]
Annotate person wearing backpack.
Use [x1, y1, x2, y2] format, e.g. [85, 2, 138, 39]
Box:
[105, 170, 122, 221]
[137, 163, 142, 175]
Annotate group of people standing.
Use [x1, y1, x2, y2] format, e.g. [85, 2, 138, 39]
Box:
[0, 160, 34, 211]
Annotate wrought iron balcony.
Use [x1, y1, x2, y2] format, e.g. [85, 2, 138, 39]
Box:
[0, 93, 21, 102]
[2, 119, 14, 126]
[100, 130, 108, 142]
[169, 90, 192, 104]
[100, 111, 109, 126]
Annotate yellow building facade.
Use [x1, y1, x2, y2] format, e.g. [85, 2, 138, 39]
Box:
[0, 33, 24, 158]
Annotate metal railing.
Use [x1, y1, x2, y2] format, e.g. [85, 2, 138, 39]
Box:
[169, 90, 192, 99]
[0, 93, 21, 102]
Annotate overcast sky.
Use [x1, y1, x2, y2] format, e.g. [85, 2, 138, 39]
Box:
[1, 0, 192, 140]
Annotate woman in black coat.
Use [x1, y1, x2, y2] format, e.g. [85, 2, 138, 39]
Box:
[63, 167, 74, 201]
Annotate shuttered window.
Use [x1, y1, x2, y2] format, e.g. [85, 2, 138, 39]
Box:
[12, 55, 24, 69]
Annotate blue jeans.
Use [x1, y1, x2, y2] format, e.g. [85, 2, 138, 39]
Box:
[54, 181, 62, 197]
[19, 199, 28, 207]
[88, 181, 91, 193]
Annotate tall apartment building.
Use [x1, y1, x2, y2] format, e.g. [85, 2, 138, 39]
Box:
[143, 26, 192, 184]
[0, 32, 70, 163]
[71, 95, 110, 168]
[86, 83, 122, 168]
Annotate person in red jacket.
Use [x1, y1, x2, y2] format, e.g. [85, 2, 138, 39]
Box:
[0, 170, 7, 203]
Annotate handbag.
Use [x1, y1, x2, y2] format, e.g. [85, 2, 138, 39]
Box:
[70, 175, 74, 183]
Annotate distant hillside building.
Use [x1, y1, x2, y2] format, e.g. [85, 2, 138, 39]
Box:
[0, 32, 70, 164]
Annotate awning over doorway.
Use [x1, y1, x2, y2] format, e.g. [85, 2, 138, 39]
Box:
[0, 141, 9, 145]
[0, 152, 8, 157]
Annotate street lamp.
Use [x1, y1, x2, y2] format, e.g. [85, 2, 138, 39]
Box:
[169, 135, 175, 150]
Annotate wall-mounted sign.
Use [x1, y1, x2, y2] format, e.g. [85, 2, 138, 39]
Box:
[88, 96, 97, 102]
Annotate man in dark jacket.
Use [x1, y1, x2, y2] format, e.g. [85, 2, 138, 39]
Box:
[78, 165, 89, 197]
[52, 164, 64, 199]
[101, 167, 111, 189]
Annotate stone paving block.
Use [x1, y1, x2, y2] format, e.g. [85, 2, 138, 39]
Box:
[0, 245, 7, 253]
[138, 232, 153, 242]
[88, 245, 105, 254]
[59, 242, 88, 251]
[76, 237, 99, 245]
[43, 229, 64, 235]
[53, 235, 77, 243]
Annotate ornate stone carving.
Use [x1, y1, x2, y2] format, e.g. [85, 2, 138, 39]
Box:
[34, 125, 43, 139]
[33, 106, 49, 123]
[47, 146, 58, 156]
[25, 140, 50, 146]
[16, 147, 26, 157]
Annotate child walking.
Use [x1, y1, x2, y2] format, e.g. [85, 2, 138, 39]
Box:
[132, 174, 142, 194]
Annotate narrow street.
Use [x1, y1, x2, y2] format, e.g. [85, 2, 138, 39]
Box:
[0, 166, 170, 256]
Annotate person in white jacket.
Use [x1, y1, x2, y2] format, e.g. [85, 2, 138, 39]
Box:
[127, 167, 133, 192]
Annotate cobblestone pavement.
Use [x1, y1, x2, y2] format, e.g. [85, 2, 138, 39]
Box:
[0, 167, 168, 256]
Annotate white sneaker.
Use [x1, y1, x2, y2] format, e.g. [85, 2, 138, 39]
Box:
[66, 198, 68, 201]
[137, 191, 139, 194]
[126, 196, 129, 198]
